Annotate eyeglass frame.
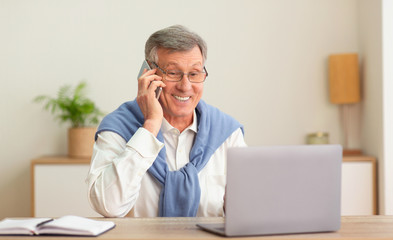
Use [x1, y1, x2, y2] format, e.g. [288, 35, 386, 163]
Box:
[150, 62, 208, 83]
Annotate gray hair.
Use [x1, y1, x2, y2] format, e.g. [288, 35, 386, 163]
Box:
[145, 25, 207, 64]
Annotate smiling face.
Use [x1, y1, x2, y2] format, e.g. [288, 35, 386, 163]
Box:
[156, 46, 204, 128]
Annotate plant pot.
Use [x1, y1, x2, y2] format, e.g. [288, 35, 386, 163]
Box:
[68, 127, 96, 159]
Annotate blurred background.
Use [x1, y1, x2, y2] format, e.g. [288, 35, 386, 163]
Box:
[0, 0, 392, 218]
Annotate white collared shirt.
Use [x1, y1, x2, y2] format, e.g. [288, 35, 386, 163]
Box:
[86, 111, 246, 217]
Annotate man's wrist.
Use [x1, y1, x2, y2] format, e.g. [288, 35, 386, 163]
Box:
[143, 119, 162, 136]
[126, 128, 164, 158]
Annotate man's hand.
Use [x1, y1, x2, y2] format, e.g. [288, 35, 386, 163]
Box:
[136, 68, 166, 136]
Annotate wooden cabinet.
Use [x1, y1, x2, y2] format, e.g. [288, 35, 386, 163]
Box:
[341, 155, 377, 215]
[31, 155, 377, 217]
[31, 156, 101, 217]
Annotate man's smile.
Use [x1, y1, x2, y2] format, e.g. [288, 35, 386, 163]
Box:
[173, 95, 191, 102]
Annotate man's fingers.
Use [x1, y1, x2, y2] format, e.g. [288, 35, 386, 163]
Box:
[138, 69, 162, 90]
[147, 80, 166, 96]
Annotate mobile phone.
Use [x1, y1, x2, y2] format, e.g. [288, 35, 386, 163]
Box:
[137, 60, 162, 99]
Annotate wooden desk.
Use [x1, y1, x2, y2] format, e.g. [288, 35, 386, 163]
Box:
[2, 216, 393, 239]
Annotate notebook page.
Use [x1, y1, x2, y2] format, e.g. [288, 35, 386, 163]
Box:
[0, 218, 52, 235]
[37, 215, 115, 236]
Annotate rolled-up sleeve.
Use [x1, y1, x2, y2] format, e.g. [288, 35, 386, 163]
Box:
[85, 128, 164, 217]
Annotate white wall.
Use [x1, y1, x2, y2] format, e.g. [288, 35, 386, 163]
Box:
[0, 0, 361, 218]
[358, 0, 384, 213]
[358, 0, 393, 215]
[382, 0, 393, 215]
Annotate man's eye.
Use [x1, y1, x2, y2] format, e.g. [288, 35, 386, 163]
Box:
[189, 72, 199, 77]
[167, 71, 181, 76]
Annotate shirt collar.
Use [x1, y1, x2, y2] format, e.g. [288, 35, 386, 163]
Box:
[161, 110, 198, 134]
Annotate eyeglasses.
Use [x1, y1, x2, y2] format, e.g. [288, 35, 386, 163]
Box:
[151, 62, 208, 83]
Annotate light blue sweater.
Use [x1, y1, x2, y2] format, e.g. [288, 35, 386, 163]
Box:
[96, 99, 243, 217]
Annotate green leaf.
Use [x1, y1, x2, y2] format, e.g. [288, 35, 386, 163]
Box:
[33, 81, 104, 127]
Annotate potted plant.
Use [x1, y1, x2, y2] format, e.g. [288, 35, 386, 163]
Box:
[34, 81, 104, 159]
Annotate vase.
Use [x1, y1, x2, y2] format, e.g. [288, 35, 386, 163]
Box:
[68, 127, 96, 159]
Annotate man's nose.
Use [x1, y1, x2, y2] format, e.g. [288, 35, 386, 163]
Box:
[177, 74, 192, 90]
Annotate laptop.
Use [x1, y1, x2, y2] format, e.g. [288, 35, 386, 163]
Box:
[197, 144, 342, 237]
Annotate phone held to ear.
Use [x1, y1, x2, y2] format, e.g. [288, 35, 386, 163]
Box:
[137, 60, 162, 99]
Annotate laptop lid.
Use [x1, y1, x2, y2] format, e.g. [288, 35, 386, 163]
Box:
[223, 144, 342, 236]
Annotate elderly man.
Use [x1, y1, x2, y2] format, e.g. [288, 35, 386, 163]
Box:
[86, 25, 246, 217]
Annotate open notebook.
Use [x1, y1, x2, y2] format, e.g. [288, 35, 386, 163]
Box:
[0, 215, 115, 236]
